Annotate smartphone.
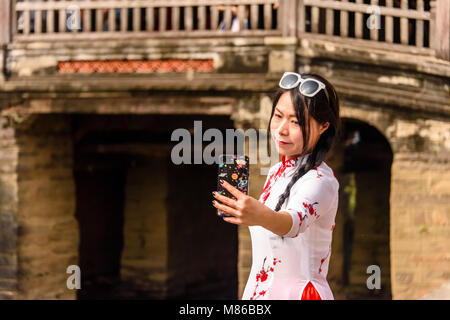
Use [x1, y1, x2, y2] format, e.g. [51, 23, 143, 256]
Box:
[216, 154, 250, 217]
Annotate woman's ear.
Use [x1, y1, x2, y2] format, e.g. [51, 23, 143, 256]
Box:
[320, 122, 330, 134]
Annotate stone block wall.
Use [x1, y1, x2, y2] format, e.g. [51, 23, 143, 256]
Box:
[14, 114, 78, 299]
[390, 152, 450, 299]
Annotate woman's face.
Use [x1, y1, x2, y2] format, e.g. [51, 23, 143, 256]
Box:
[270, 91, 329, 160]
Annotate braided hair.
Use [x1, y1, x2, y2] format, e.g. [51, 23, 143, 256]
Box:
[268, 73, 341, 212]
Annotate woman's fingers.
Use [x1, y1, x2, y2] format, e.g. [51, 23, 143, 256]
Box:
[222, 216, 242, 225]
[213, 191, 237, 209]
[220, 180, 244, 200]
[212, 200, 240, 218]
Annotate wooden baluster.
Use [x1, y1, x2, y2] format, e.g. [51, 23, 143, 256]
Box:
[237, 5, 246, 31]
[24, 0, 30, 35]
[35, 3, 42, 34]
[84, 4, 91, 32]
[211, 5, 218, 30]
[385, 0, 393, 43]
[108, 8, 115, 32]
[264, 3, 272, 30]
[326, 0, 334, 35]
[223, 5, 231, 30]
[133, 7, 141, 32]
[355, 0, 363, 38]
[146, 7, 154, 32]
[250, 4, 258, 30]
[172, 5, 180, 31]
[185, 6, 193, 31]
[416, 0, 424, 47]
[120, 6, 127, 32]
[311, 4, 319, 33]
[96, 6, 103, 32]
[369, 0, 379, 41]
[159, 6, 166, 32]
[198, 5, 207, 31]
[400, 0, 408, 44]
[71, 0, 80, 33]
[47, 1, 54, 33]
[59, 1, 66, 33]
[340, 0, 348, 37]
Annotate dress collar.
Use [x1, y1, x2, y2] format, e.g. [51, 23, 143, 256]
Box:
[281, 152, 311, 167]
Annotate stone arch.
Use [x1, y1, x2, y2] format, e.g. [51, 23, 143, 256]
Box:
[327, 116, 394, 299]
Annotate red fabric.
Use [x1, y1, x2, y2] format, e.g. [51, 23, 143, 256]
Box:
[301, 282, 322, 300]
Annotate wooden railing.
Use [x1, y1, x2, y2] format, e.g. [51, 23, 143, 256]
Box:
[0, 0, 448, 60]
[9, 0, 282, 41]
[299, 0, 433, 51]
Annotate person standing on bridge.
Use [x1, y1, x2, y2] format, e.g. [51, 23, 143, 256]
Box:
[212, 72, 341, 300]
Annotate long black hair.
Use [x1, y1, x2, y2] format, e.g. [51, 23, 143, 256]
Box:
[268, 73, 341, 212]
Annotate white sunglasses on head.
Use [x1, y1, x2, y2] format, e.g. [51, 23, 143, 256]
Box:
[278, 72, 327, 98]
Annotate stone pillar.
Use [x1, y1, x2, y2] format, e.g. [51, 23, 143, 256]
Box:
[389, 118, 450, 299]
[120, 157, 169, 298]
[0, 116, 18, 300]
[15, 114, 79, 299]
[390, 151, 450, 299]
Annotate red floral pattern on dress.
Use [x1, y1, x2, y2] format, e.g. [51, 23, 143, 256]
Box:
[291, 201, 319, 238]
[312, 167, 323, 178]
[259, 157, 298, 204]
[250, 257, 282, 300]
[297, 201, 319, 226]
[318, 246, 331, 274]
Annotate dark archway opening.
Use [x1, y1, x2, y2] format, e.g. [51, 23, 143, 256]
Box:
[72, 114, 238, 299]
[327, 118, 393, 300]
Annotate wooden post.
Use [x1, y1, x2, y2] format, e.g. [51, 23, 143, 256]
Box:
[355, 0, 363, 39]
[340, 0, 348, 37]
[250, 4, 258, 30]
[0, 0, 12, 44]
[281, 0, 297, 37]
[400, 0, 408, 44]
[416, 0, 424, 47]
[298, 0, 305, 36]
[264, 3, 272, 30]
[431, 0, 449, 60]
[385, 0, 393, 43]
[325, 1, 333, 36]
[288, 0, 297, 36]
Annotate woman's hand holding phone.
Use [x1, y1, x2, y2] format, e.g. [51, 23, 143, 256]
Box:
[212, 180, 273, 227]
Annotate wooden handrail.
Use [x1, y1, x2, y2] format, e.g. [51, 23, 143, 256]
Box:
[303, 0, 430, 20]
[15, 0, 278, 10]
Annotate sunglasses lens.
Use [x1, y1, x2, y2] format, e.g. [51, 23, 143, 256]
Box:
[300, 80, 319, 96]
[280, 74, 299, 88]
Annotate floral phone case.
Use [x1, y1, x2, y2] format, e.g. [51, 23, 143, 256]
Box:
[216, 154, 249, 217]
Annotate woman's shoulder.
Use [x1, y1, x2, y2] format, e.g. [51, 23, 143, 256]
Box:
[294, 161, 339, 192]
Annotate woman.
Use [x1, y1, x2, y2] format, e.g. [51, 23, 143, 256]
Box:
[212, 72, 341, 300]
